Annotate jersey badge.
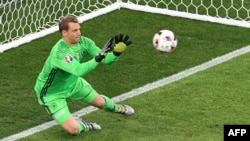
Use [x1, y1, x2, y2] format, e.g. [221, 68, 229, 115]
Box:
[76, 52, 80, 59]
[65, 55, 73, 63]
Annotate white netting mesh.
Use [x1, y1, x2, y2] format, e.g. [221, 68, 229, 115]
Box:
[121, 0, 250, 27]
[126, 0, 249, 20]
[1, 0, 250, 52]
[0, 0, 116, 45]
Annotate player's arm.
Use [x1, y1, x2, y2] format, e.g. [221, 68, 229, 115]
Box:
[84, 37, 118, 65]
[52, 38, 114, 77]
[53, 55, 99, 77]
[101, 52, 119, 65]
[87, 34, 132, 64]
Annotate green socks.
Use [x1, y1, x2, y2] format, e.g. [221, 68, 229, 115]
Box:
[100, 95, 115, 112]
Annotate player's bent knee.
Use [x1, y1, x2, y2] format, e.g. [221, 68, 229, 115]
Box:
[65, 126, 79, 135]
[52, 107, 80, 135]
[91, 94, 106, 108]
[61, 116, 79, 135]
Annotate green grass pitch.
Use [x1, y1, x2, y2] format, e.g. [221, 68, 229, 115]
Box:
[0, 9, 250, 141]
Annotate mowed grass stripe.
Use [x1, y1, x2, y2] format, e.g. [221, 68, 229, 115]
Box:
[1, 45, 250, 141]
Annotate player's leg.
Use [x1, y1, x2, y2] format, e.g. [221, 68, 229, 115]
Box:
[43, 99, 100, 135]
[69, 78, 134, 115]
[91, 94, 135, 115]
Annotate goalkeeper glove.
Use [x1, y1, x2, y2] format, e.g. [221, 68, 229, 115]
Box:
[113, 34, 132, 56]
[95, 37, 114, 62]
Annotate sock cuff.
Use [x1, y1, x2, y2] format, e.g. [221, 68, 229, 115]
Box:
[100, 95, 115, 111]
[78, 122, 85, 134]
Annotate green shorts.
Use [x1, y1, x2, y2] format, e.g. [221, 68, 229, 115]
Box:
[37, 78, 97, 124]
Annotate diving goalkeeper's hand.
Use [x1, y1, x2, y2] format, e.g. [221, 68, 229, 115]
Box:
[113, 34, 132, 56]
[95, 37, 114, 62]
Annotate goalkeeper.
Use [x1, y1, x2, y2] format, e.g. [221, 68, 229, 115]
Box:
[34, 15, 134, 135]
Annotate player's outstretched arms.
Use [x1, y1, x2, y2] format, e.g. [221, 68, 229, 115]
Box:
[113, 34, 132, 56]
[95, 37, 114, 62]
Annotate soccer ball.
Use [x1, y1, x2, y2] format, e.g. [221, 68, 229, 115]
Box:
[152, 29, 178, 53]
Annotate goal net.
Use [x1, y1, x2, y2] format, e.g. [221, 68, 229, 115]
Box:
[1, 0, 250, 53]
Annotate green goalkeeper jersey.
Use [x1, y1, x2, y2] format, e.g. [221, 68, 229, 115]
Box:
[34, 36, 118, 97]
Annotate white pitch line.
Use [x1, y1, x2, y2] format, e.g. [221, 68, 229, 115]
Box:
[1, 45, 250, 141]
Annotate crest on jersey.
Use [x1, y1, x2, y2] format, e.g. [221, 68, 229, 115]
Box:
[65, 55, 73, 63]
[76, 52, 80, 59]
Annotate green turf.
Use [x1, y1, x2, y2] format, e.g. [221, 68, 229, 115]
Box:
[19, 44, 250, 141]
[0, 8, 250, 140]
